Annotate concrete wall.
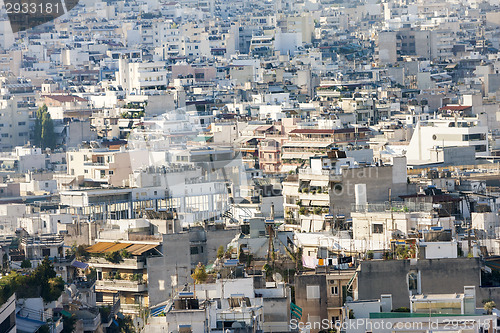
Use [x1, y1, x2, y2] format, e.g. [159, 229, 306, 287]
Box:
[357, 258, 481, 308]
[147, 227, 238, 306]
[295, 274, 328, 331]
[330, 166, 414, 216]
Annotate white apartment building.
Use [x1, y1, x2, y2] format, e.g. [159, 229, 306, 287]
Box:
[406, 118, 489, 163]
[116, 58, 168, 94]
[67, 148, 150, 187]
[351, 210, 455, 250]
[0, 95, 33, 151]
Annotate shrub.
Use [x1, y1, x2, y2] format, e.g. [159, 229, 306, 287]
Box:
[217, 246, 225, 259]
[191, 263, 208, 284]
[104, 251, 123, 264]
[21, 259, 31, 269]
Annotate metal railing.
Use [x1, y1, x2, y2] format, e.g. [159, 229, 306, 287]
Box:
[351, 202, 434, 213]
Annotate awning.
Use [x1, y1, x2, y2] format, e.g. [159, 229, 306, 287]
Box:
[86, 242, 116, 253]
[125, 244, 158, 255]
[313, 219, 325, 231]
[71, 260, 89, 270]
[310, 180, 329, 187]
[86, 242, 158, 255]
[310, 200, 328, 206]
[281, 153, 313, 159]
[61, 310, 72, 318]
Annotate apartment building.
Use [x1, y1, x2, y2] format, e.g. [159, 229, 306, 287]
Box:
[146, 277, 290, 332]
[294, 270, 358, 333]
[0, 95, 33, 151]
[407, 118, 489, 162]
[66, 148, 150, 187]
[86, 240, 162, 316]
[283, 153, 411, 227]
[116, 58, 168, 93]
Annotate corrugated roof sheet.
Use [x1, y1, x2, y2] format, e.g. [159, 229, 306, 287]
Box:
[86, 242, 115, 253]
[86, 242, 158, 255]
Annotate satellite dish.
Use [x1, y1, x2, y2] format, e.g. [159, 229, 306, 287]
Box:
[346, 296, 353, 302]
[273, 272, 283, 283]
[231, 322, 243, 328]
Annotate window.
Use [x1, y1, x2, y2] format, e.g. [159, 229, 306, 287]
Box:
[0, 310, 15, 333]
[372, 224, 384, 233]
[42, 248, 50, 257]
[408, 272, 419, 292]
[474, 145, 487, 152]
[306, 285, 320, 299]
[109, 170, 114, 175]
[331, 286, 338, 295]
[190, 246, 199, 255]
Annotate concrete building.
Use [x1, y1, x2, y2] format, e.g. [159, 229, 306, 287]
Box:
[0, 293, 15, 333]
[116, 58, 168, 94]
[66, 148, 150, 187]
[355, 258, 483, 309]
[146, 227, 238, 305]
[146, 277, 289, 332]
[294, 270, 358, 333]
[86, 239, 162, 316]
[407, 118, 489, 163]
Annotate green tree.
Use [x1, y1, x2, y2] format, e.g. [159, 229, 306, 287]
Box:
[217, 245, 225, 259]
[33, 104, 56, 150]
[33, 105, 46, 147]
[0, 257, 64, 304]
[62, 314, 77, 333]
[117, 315, 136, 333]
[104, 251, 123, 264]
[191, 262, 208, 284]
[484, 301, 496, 314]
[38, 325, 51, 333]
[41, 111, 56, 149]
[20, 259, 31, 269]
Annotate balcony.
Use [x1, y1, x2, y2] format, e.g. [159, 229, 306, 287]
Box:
[80, 313, 101, 332]
[120, 303, 142, 314]
[83, 162, 109, 168]
[96, 279, 147, 292]
[298, 168, 342, 182]
[87, 257, 145, 269]
[297, 192, 330, 202]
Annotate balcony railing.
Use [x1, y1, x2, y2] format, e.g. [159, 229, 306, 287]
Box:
[351, 202, 434, 213]
[87, 257, 145, 269]
[81, 313, 101, 331]
[120, 303, 142, 314]
[96, 279, 147, 292]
